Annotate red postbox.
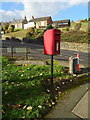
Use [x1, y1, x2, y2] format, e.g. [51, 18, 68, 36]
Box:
[44, 29, 60, 55]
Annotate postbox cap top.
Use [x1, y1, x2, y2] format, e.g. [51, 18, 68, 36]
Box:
[45, 29, 60, 33]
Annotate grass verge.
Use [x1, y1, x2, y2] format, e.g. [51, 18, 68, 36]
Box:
[2, 57, 70, 119]
[2, 57, 89, 119]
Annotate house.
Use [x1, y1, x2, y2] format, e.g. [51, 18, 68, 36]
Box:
[28, 16, 53, 29]
[9, 17, 28, 29]
[24, 22, 35, 29]
[52, 19, 70, 28]
[76, 19, 81, 23]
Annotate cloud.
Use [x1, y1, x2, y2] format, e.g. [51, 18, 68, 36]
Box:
[0, 9, 23, 22]
[68, 0, 89, 6]
[0, 0, 89, 22]
[1, 0, 89, 2]
[21, 2, 70, 20]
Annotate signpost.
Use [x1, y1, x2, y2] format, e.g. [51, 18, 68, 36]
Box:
[44, 19, 70, 100]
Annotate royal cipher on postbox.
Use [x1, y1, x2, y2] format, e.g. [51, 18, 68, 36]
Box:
[44, 29, 61, 55]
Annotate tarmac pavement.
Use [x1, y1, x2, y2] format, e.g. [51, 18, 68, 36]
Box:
[45, 83, 88, 119]
[72, 91, 88, 119]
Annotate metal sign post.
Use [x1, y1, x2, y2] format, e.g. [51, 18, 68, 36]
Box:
[51, 55, 53, 85]
[51, 55, 55, 101]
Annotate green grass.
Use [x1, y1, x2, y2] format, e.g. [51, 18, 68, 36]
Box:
[5, 29, 28, 38]
[2, 57, 70, 119]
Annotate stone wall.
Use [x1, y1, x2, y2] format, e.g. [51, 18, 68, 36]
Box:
[2, 35, 89, 53]
[61, 42, 89, 53]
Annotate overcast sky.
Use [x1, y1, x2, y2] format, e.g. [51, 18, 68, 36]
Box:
[0, 0, 89, 22]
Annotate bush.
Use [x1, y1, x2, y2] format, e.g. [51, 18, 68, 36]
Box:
[26, 27, 35, 38]
[44, 24, 53, 31]
[5, 29, 10, 33]
[26, 32, 33, 37]
[74, 23, 82, 30]
[2, 23, 9, 31]
[66, 27, 70, 31]
[28, 27, 35, 33]
[26, 27, 44, 39]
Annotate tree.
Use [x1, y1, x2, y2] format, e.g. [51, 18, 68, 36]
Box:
[44, 24, 54, 32]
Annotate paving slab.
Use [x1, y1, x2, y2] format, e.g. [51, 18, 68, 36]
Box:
[45, 83, 88, 119]
[72, 91, 88, 119]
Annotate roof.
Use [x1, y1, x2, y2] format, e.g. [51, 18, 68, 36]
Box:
[10, 19, 25, 24]
[29, 16, 52, 22]
[53, 19, 70, 24]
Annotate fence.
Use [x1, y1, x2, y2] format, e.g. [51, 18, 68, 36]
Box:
[2, 47, 32, 60]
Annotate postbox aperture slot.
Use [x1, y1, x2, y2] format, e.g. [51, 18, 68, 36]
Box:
[56, 42, 59, 51]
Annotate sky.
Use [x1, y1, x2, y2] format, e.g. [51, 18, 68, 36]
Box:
[0, 0, 89, 22]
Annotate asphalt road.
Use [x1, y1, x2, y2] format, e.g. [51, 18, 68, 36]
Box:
[1, 40, 90, 67]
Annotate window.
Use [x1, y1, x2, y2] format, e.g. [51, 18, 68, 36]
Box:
[41, 21, 44, 26]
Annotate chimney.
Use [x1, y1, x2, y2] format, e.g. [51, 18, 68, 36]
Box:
[25, 16, 26, 20]
[32, 16, 34, 19]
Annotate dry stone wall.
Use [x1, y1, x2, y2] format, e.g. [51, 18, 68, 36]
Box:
[61, 42, 89, 53]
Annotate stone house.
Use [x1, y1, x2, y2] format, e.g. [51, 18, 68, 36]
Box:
[9, 17, 28, 29]
[29, 16, 53, 29]
[52, 19, 70, 28]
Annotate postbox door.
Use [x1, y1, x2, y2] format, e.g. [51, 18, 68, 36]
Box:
[55, 40, 60, 54]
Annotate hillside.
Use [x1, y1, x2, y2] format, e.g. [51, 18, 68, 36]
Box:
[71, 21, 88, 31]
[3, 21, 88, 43]
[5, 29, 29, 38]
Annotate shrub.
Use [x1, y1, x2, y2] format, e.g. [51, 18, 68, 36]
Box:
[26, 27, 36, 38]
[5, 29, 10, 33]
[28, 27, 35, 33]
[6, 37, 10, 40]
[44, 24, 53, 31]
[26, 32, 33, 37]
[36, 32, 43, 40]
[66, 27, 70, 31]
[74, 23, 82, 30]
[2, 23, 9, 31]
[34, 29, 40, 35]
[26, 27, 44, 39]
